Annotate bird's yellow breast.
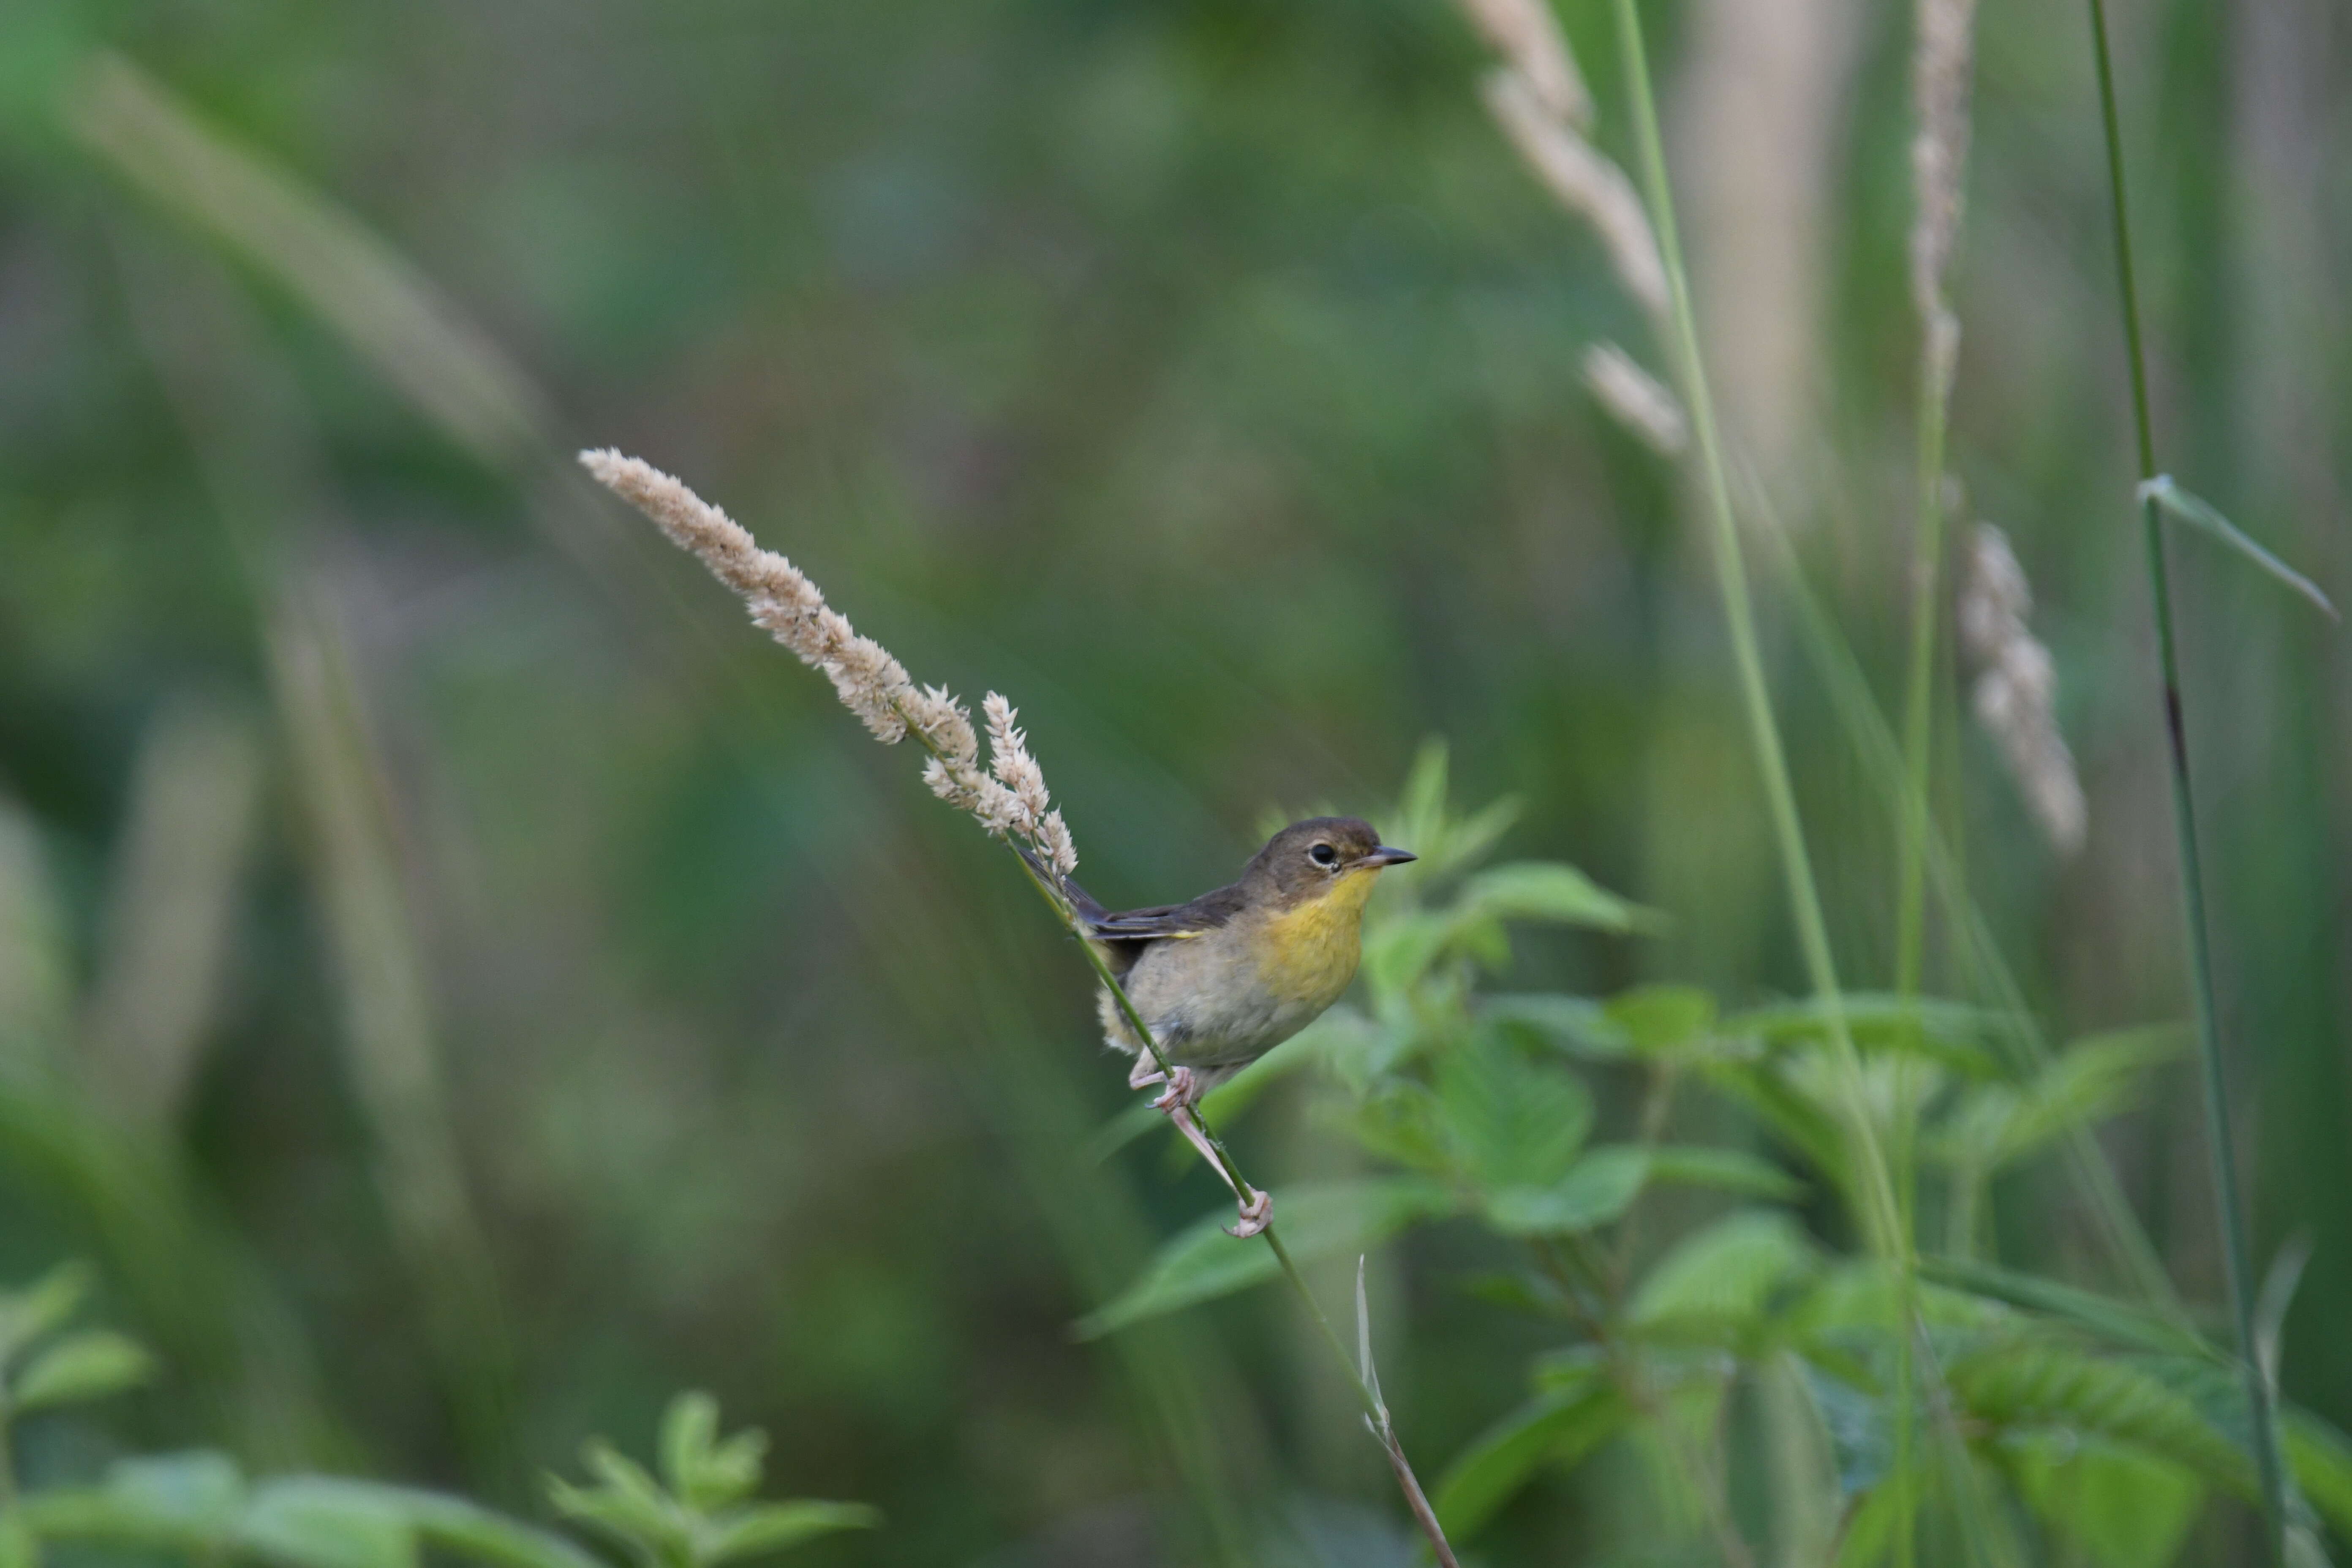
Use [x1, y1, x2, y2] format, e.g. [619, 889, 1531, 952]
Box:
[1254, 868, 1380, 1008]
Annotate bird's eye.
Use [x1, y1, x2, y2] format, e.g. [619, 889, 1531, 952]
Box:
[1309, 842, 1339, 868]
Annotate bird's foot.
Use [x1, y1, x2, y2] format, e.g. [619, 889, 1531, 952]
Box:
[1126, 1051, 1163, 1092]
[1225, 1187, 1274, 1239]
[1148, 1065, 1199, 1114]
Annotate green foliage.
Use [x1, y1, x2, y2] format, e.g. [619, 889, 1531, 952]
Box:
[1078, 1178, 1457, 1337]
[547, 1393, 877, 1568]
[30, 1456, 604, 1568]
[0, 1263, 152, 1416]
[1432, 1357, 1629, 1539]
[0, 1268, 870, 1568]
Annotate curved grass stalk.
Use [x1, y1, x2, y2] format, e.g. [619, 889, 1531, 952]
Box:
[2080, 0, 2287, 1557]
[1601, 0, 1903, 1273]
[1603, 8, 1923, 1560]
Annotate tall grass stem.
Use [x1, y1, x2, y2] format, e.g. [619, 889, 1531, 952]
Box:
[1603, 0, 1904, 1265]
[2082, 0, 2287, 1557]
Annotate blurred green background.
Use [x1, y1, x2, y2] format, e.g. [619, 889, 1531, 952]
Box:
[0, 0, 2347, 1562]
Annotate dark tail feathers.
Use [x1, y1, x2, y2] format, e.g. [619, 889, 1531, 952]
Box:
[1014, 843, 1106, 924]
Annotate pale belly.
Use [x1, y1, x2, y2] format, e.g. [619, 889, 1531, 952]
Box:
[1106, 900, 1365, 1073]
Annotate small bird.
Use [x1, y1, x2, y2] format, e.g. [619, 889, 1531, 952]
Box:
[1051, 817, 1415, 1236]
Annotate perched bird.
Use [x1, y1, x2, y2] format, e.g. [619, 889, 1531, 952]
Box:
[1046, 816, 1415, 1235]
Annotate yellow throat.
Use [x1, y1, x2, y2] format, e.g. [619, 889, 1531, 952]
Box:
[1255, 867, 1382, 1007]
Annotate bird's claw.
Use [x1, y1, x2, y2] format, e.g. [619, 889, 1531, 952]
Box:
[1225, 1188, 1274, 1239]
[1149, 1065, 1199, 1113]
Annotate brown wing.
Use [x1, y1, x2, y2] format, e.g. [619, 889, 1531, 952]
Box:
[1081, 883, 1245, 979]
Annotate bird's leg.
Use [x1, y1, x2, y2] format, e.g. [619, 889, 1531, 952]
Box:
[1128, 1048, 1268, 1236]
[1164, 1104, 1273, 1239]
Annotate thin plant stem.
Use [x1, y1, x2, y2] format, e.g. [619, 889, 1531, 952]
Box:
[1742, 458, 2183, 1309]
[2081, 1, 2287, 1558]
[1607, 8, 1925, 1558]
[1008, 857, 1462, 1568]
[1890, 100, 1963, 1568]
[1603, 0, 1904, 1265]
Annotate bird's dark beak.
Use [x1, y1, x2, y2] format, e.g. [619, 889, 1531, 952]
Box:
[1363, 846, 1418, 868]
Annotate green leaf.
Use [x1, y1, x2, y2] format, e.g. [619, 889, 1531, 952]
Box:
[1076, 1178, 1456, 1338]
[698, 1503, 879, 1564]
[1344, 1081, 1452, 1175]
[1433, 1367, 1628, 1539]
[1945, 1342, 2252, 1491]
[240, 1479, 416, 1568]
[368, 1488, 605, 1568]
[1484, 1138, 1805, 1238]
[2140, 476, 2338, 620]
[0, 1262, 91, 1366]
[1458, 862, 1660, 934]
[1643, 1145, 1805, 1201]
[2286, 1412, 2352, 1543]
[1939, 1025, 2186, 1171]
[1726, 994, 2011, 1077]
[1919, 1257, 2216, 1361]
[19, 1451, 248, 1552]
[1604, 986, 1718, 1058]
[1628, 1211, 1814, 1336]
[548, 1442, 685, 1557]
[1437, 1032, 1592, 1193]
[11, 1328, 154, 1411]
[660, 1391, 722, 1498]
[1479, 994, 1624, 1060]
[2007, 1434, 2204, 1568]
[1482, 1145, 1649, 1235]
[1361, 909, 1497, 994]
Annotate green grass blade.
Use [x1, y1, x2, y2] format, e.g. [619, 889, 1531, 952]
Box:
[2138, 477, 2338, 620]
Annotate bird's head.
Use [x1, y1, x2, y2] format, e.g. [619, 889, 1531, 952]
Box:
[1244, 816, 1416, 912]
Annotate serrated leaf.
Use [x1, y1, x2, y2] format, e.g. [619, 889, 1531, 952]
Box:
[1727, 994, 2011, 1077]
[240, 1479, 416, 1568]
[1437, 1032, 1592, 1194]
[1458, 863, 1660, 934]
[1945, 1342, 2252, 1491]
[2140, 476, 2338, 620]
[1481, 1146, 1650, 1235]
[1345, 1080, 1451, 1175]
[1433, 1368, 1628, 1539]
[697, 1503, 878, 1565]
[1628, 1211, 1814, 1336]
[1940, 1025, 2186, 1171]
[1478, 994, 1624, 1059]
[1077, 1178, 1456, 1338]
[11, 1328, 154, 1411]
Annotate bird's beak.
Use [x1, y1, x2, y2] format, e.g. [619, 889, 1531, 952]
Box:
[1362, 846, 1418, 868]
